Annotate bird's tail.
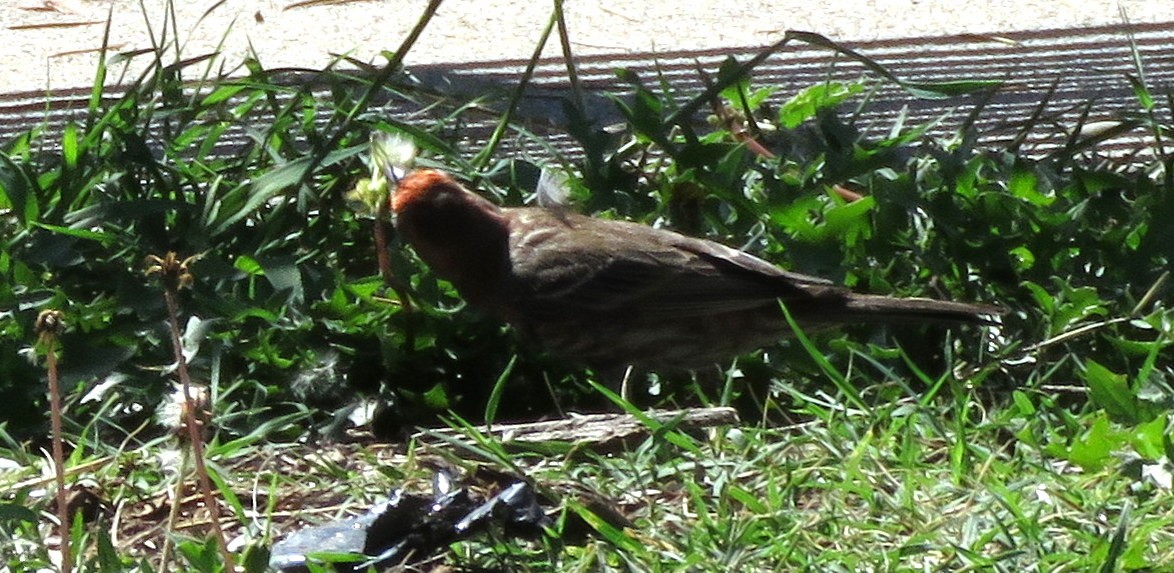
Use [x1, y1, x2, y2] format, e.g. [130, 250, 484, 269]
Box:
[796, 294, 1002, 327]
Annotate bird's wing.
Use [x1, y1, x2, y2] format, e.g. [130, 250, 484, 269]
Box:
[506, 211, 844, 321]
[667, 232, 837, 291]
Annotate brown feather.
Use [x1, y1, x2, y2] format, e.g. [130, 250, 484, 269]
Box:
[391, 169, 1001, 369]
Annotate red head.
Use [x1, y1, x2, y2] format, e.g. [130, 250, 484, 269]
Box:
[391, 169, 458, 214]
[390, 169, 510, 307]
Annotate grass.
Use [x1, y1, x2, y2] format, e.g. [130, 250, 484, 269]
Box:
[1, 2, 1173, 572]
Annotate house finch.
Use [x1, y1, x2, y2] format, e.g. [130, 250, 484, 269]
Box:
[390, 169, 999, 370]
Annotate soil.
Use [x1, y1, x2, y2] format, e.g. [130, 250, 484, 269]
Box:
[4, 0, 1172, 94]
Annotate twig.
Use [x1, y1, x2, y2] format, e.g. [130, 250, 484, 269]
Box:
[35, 309, 70, 573]
[145, 253, 235, 572]
[416, 407, 740, 448]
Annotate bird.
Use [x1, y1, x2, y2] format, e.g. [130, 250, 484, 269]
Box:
[388, 168, 1000, 371]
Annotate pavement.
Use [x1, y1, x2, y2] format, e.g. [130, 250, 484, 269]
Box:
[5, 0, 1174, 95]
